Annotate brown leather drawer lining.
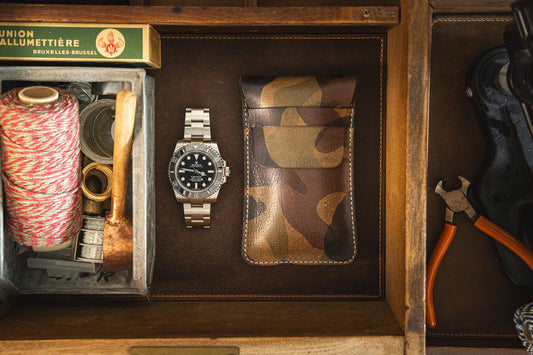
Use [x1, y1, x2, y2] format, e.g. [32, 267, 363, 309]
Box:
[149, 34, 385, 299]
[428, 15, 528, 343]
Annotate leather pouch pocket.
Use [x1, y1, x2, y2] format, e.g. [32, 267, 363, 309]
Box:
[241, 76, 357, 265]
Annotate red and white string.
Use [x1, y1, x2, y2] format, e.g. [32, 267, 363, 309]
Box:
[0, 87, 82, 247]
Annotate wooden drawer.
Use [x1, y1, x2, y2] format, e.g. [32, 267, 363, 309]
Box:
[0, 2, 429, 354]
[427, 0, 533, 352]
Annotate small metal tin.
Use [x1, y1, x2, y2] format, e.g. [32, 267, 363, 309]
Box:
[0, 67, 155, 299]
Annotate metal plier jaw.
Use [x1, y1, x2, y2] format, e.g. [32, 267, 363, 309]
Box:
[427, 176, 533, 330]
[435, 176, 477, 224]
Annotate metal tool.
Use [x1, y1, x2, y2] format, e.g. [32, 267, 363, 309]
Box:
[73, 91, 136, 271]
[102, 90, 136, 272]
[427, 176, 533, 328]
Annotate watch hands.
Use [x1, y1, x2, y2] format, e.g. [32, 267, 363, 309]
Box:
[181, 167, 206, 177]
[193, 159, 206, 176]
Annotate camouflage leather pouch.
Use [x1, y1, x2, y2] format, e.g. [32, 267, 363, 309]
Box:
[241, 76, 357, 265]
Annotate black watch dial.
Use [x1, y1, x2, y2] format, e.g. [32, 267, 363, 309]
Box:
[176, 152, 217, 192]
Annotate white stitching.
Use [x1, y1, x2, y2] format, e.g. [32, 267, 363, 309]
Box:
[429, 14, 515, 336]
[429, 331, 516, 338]
[433, 15, 512, 24]
[378, 35, 383, 296]
[163, 35, 384, 40]
[152, 293, 382, 299]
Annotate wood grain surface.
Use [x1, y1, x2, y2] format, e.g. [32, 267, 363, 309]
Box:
[0, 301, 402, 339]
[0, 4, 399, 26]
[0, 336, 404, 355]
[386, 0, 430, 354]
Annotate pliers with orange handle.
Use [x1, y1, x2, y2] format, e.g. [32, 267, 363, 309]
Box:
[427, 176, 533, 328]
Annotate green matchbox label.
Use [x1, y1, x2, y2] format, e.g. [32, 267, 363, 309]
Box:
[0, 25, 143, 60]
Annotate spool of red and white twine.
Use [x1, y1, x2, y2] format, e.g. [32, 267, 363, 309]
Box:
[0, 87, 83, 248]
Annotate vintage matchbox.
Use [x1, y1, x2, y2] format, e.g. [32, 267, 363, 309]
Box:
[0, 23, 161, 68]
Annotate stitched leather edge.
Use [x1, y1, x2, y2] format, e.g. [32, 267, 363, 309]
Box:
[242, 106, 356, 265]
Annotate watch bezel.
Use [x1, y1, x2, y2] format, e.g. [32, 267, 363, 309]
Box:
[168, 143, 226, 200]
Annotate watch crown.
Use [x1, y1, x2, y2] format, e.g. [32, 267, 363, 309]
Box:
[225, 167, 231, 177]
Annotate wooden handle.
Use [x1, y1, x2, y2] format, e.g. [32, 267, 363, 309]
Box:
[475, 216, 533, 271]
[426, 222, 457, 329]
[109, 90, 136, 222]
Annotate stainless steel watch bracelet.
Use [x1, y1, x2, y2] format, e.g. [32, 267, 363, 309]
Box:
[184, 108, 211, 141]
[183, 202, 211, 228]
[183, 108, 212, 228]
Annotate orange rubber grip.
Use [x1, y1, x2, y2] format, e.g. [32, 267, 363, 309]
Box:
[474, 215, 533, 271]
[426, 222, 457, 329]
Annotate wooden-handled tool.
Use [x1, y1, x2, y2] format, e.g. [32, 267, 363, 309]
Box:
[102, 90, 136, 272]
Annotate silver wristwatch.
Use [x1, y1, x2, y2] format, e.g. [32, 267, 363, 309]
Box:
[168, 108, 230, 228]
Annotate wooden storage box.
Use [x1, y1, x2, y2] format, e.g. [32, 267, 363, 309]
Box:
[0, 2, 429, 354]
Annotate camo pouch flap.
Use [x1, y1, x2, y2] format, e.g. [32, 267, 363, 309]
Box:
[241, 76, 357, 265]
[241, 76, 357, 108]
[250, 126, 350, 169]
